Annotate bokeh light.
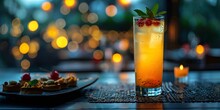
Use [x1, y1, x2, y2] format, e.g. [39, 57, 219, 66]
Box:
[105, 5, 117, 17]
[71, 32, 83, 43]
[64, 0, 77, 8]
[45, 24, 59, 41]
[88, 38, 99, 49]
[12, 18, 21, 27]
[51, 40, 59, 49]
[196, 45, 205, 55]
[112, 53, 122, 63]
[21, 35, 30, 43]
[21, 59, 30, 70]
[55, 18, 66, 28]
[11, 18, 23, 37]
[41, 1, 52, 12]
[56, 36, 68, 48]
[12, 46, 23, 60]
[80, 24, 90, 36]
[28, 20, 39, 32]
[78, 2, 89, 14]
[0, 24, 9, 35]
[93, 50, 104, 60]
[29, 41, 40, 54]
[60, 5, 70, 15]
[87, 13, 98, 24]
[67, 41, 79, 52]
[118, 0, 131, 7]
[119, 39, 129, 51]
[19, 43, 30, 54]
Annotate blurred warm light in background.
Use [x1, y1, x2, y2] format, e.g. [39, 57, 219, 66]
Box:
[29, 41, 40, 54]
[21, 59, 30, 70]
[56, 36, 68, 48]
[93, 50, 104, 60]
[28, 20, 39, 32]
[118, 0, 131, 7]
[64, 0, 77, 8]
[119, 39, 129, 51]
[45, 24, 59, 40]
[21, 35, 30, 43]
[106, 5, 117, 17]
[196, 45, 205, 55]
[19, 43, 30, 54]
[11, 18, 23, 37]
[112, 53, 122, 63]
[41, 1, 52, 12]
[51, 40, 59, 49]
[12, 46, 23, 60]
[88, 38, 99, 49]
[67, 41, 78, 52]
[87, 13, 98, 24]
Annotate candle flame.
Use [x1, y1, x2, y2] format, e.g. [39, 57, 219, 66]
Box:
[179, 65, 184, 70]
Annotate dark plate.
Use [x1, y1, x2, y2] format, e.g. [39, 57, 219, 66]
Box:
[0, 76, 98, 98]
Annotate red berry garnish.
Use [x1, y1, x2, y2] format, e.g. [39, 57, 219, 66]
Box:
[22, 73, 31, 81]
[50, 70, 59, 80]
[145, 19, 152, 26]
[137, 19, 145, 27]
[153, 20, 160, 26]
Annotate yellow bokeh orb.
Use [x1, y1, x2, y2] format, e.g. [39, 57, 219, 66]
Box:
[196, 45, 205, 55]
[56, 36, 68, 48]
[28, 20, 39, 32]
[112, 53, 122, 63]
[64, 0, 77, 8]
[19, 43, 30, 54]
[118, 0, 131, 7]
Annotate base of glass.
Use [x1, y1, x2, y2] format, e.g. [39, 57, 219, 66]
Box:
[136, 86, 162, 96]
[175, 76, 188, 84]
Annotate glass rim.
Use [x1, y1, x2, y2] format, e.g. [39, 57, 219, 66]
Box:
[133, 15, 164, 20]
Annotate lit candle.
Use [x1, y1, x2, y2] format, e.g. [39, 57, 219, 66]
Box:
[174, 65, 189, 78]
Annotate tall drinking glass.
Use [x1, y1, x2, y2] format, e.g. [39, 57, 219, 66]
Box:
[133, 16, 165, 96]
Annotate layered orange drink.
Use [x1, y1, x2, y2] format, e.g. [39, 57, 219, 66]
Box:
[133, 16, 164, 96]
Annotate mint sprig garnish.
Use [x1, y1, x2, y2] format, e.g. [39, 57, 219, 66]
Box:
[28, 79, 38, 87]
[134, 3, 166, 19]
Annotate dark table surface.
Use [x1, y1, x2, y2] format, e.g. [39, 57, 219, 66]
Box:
[0, 68, 219, 109]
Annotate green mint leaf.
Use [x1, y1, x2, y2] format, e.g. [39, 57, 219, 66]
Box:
[146, 7, 154, 18]
[157, 11, 167, 16]
[134, 9, 147, 18]
[152, 3, 159, 16]
[29, 79, 38, 86]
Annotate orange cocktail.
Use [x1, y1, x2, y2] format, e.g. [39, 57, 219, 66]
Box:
[133, 16, 164, 96]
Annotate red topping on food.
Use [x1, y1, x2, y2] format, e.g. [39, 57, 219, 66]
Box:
[22, 73, 31, 81]
[50, 70, 59, 80]
[145, 19, 152, 26]
[153, 20, 160, 26]
[137, 19, 145, 27]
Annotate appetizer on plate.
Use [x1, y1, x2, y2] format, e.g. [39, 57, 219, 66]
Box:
[55, 78, 68, 89]
[20, 73, 31, 86]
[42, 80, 61, 91]
[2, 81, 21, 92]
[20, 79, 43, 94]
[49, 70, 60, 81]
[66, 75, 77, 87]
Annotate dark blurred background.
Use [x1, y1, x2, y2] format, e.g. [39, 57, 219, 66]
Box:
[0, 0, 220, 72]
